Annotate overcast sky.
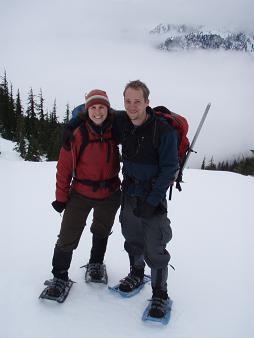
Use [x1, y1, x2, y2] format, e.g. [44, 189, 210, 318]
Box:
[1, 0, 254, 166]
[2, 0, 254, 34]
[1, 0, 253, 104]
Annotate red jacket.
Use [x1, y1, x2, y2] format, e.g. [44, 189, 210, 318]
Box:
[55, 121, 120, 202]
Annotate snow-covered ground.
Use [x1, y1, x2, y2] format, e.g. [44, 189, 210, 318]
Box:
[0, 138, 253, 338]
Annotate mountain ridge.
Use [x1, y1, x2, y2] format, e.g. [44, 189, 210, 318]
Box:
[150, 23, 254, 53]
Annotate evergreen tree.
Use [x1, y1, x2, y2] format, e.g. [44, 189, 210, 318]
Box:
[14, 90, 27, 158]
[49, 99, 58, 125]
[0, 73, 7, 134]
[224, 161, 229, 171]
[0, 71, 16, 140]
[9, 83, 17, 138]
[36, 89, 45, 121]
[205, 153, 254, 175]
[46, 126, 62, 161]
[36, 89, 48, 158]
[25, 88, 37, 138]
[63, 103, 70, 124]
[15, 89, 23, 118]
[205, 156, 216, 170]
[232, 152, 254, 176]
[201, 156, 206, 169]
[231, 159, 238, 172]
[44, 100, 62, 161]
[25, 135, 41, 161]
[219, 161, 228, 171]
[0, 72, 64, 161]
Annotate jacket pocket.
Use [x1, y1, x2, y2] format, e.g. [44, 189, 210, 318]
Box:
[159, 218, 172, 245]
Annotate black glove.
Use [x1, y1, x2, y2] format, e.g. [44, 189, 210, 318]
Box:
[62, 126, 75, 151]
[133, 200, 156, 219]
[176, 170, 183, 183]
[51, 200, 66, 213]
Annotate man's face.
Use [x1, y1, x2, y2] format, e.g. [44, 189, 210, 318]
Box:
[124, 87, 149, 125]
[88, 104, 108, 125]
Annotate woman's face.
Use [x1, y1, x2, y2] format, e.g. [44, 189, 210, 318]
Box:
[88, 104, 108, 125]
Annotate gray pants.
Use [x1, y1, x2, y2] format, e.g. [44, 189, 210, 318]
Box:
[120, 194, 172, 291]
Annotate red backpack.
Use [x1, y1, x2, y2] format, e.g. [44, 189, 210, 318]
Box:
[153, 106, 189, 166]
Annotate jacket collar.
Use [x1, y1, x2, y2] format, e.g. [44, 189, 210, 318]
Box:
[126, 106, 155, 132]
[86, 117, 112, 135]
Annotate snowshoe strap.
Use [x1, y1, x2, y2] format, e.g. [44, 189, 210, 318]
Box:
[150, 297, 168, 312]
[50, 278, 68, 294]
[87, 263, 102, 273]
[120, 275, 142, 290]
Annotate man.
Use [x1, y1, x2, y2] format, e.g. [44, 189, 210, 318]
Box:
[117, 80, 179, 318]
[64, 80, 179, 318]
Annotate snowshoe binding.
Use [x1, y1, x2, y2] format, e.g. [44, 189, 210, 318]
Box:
[39, 278, 74, 303]
[142, 296, 173, 325]
[108, 274, 151, 298]
[84, 263, 108, 284]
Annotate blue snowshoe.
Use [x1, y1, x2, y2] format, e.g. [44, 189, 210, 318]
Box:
[108, 274, 151, 298]
[142, 297, 173, 325]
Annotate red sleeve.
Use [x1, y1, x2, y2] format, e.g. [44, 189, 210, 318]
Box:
[55, 129, 81, 202]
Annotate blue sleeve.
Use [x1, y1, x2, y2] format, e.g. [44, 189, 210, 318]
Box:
[67, 104, 85, 130]
[112, 110, 126, 143]
[72, 104, 86, 118]
[146, 130, 179, 206]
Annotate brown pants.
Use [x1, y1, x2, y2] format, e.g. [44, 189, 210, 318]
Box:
[56, 189, 121, 252]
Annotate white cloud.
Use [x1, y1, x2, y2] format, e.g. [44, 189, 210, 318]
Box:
[0, 0, 253, 167]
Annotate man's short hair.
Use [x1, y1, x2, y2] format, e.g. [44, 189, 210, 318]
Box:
[123, 80, 150, 101]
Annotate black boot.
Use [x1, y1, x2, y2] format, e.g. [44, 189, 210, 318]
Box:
[46, 277, 70, 298]
[118, 266, 144, 292]
[89, 235, 108, 264]
[84, 235, 109, 283]
[149, 288, 169, 318]
[85, 263, 108, 284]
[51, 246, 73, 281]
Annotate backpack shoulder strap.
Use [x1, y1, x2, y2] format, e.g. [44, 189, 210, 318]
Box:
[152, 112, 174, 150]
[76, 122, 114, 167]
[153, 106, 173, 115]
[76, 123, 89, 165]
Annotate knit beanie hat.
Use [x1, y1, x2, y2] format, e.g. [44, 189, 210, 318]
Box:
[85, 89, 110, 110]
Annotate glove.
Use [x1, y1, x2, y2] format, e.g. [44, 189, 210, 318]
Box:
[51, 200, 66, 213]
[62, 126, 75, 151]
[176, 170, 183, 183]
[133, 200, 156, 219]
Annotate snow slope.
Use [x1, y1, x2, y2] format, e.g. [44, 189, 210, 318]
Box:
[0, 137, 22, 161]
[0, 138, 253, 338]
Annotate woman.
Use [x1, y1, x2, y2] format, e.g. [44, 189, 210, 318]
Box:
[45, 89, 121, 300]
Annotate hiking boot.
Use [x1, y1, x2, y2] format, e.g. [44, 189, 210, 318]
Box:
[85, 263, 105, 281]
[46, 277, 69, 298]
[118, 267, 144, 293]
[148, 288, 169, 318]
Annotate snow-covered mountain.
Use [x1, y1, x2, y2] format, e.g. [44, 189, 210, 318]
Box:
[150, 24, 254, 53]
